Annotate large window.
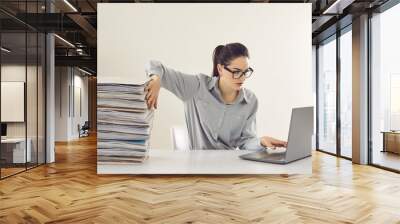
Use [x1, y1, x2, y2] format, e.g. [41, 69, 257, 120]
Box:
[317, 26, 353, 159]
[340, 28, 352, 158]
[317, 36, 337, 154]
[370, 2, 400, 171]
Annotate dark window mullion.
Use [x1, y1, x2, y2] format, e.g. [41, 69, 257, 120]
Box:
[336, 29, 341, 157]
[36, 0, 39, 167]
[367, 11, 373, 165]
[316, 45, 320, 150]
[25, 0, 28, 171]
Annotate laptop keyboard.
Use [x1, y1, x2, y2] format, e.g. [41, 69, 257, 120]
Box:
[251, 151, 285, 158]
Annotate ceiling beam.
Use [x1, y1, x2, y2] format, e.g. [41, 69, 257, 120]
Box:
[55, 55, 96, 71]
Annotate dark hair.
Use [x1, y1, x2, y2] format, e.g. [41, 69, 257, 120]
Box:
[212, 43, 249, 77]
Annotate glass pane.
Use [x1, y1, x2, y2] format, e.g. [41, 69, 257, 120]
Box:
[371, 3, 400, 171]
[1, 31, 27, 177]
[340, 29, 352, 158]
[25, 0, 38, 169]
[27, 31, 38, 169]
[318, 37, 337, 154]
[38, 33, 45, 165]
[0, 1, 46, 178]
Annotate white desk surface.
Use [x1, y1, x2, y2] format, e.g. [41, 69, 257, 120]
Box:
[97, 149, 312, 175]
[1, 137, 28, 143]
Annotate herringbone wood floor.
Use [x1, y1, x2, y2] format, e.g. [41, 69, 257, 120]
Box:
[1, 135, 400, 224]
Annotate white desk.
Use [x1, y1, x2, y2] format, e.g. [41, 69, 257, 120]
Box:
[97, 149, 312, 174]
[1, 138, 31, 163]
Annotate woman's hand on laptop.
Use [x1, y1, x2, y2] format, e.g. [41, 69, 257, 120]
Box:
[145, 74, 161, 110]
[260, 136, 288, 149]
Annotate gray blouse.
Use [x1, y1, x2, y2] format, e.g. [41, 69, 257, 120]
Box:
[145, 60, 263, 150]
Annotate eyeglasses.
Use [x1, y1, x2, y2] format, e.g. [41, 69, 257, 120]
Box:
[223, 65, 254, 79]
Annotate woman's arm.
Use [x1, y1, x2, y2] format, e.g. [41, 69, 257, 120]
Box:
[145, 60, 201, 109]
[237, 112, 264, 150]
[237, 98, 287, 150]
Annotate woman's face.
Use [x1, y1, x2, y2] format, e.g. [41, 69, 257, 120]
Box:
[217, 56, 249, 91]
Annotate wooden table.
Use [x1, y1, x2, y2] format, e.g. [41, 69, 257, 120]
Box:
[381, 131, 400, 154]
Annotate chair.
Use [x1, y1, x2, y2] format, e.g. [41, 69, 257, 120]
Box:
[79, 121, 90, 138]
[170, 125, 190, 151]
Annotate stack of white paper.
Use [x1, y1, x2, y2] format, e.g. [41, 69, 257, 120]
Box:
[97, 83, 154, 164]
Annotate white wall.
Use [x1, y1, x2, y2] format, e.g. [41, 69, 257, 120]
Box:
[98, 3, 313, 149]
[55, 67, 89, 141]
[72, 73, 89, 138]
[55, 67, 69, 141]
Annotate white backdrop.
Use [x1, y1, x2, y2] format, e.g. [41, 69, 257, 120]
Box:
[98, 3, 313, 149]
[1, 82, 25, 122]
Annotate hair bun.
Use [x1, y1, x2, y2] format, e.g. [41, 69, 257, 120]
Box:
[214, 45, 224, 55]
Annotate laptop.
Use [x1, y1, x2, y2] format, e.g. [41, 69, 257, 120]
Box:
[239, 106, 314, 164]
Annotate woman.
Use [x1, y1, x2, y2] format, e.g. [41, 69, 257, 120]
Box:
[145, 42, 287, 150]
